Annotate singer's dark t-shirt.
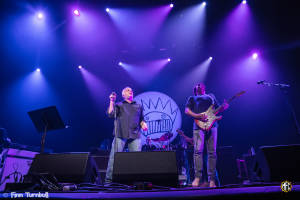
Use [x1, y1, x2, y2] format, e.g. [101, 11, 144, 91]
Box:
[107, 101, 144, 139]
[185, 93, 220, 130]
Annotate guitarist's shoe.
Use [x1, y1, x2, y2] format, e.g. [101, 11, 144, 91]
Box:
[192, 178, 200, 187]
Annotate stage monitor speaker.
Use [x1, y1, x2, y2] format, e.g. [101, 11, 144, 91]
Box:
[27, 153, 100, 184]
[217, 146, 239, 185]
[254, 144, 300, 182]
[113, 151, 178, 187]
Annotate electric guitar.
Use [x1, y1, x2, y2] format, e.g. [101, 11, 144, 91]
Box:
[194, 91, 245, 131]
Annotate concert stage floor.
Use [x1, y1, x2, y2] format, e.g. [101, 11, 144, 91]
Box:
[11, 184, 298, 200]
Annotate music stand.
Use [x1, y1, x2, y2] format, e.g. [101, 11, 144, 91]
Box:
[28, 106, 65, 153]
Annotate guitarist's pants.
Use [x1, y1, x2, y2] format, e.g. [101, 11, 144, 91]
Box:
[193, 127, 217, 182]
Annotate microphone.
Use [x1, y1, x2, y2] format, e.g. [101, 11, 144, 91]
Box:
[257, 80, 265, 84]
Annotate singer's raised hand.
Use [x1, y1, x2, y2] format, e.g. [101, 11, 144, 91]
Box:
[108, 92, 116, 115]
[109, 92, 116, 102]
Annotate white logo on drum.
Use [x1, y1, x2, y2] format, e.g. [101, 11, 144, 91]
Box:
[134, 91, 182, 147]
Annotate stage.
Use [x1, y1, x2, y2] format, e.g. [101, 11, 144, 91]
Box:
[1, 0, 300, 199]
[2, 183, 299, 199]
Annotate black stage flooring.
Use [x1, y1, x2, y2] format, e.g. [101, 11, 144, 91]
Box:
[1, 184, 299, 199]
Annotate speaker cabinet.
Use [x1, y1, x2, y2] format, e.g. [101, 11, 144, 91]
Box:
[27, 153, 100, 184]
[113, 151, 178, 187]
[254, 144, 300, 182]
[217, 146, 239, 185]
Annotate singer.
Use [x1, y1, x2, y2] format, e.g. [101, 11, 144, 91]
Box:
[105, 87, 148, 183]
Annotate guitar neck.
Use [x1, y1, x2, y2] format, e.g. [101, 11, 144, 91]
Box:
[213, 91, 245, 114]
[214, 96, 235, 114]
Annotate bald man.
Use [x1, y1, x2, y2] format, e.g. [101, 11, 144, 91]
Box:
[105, 87, 148, 183]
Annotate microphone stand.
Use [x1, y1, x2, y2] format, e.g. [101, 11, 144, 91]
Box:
[259, 81, 300, 136]
[113, 104, 119, 152]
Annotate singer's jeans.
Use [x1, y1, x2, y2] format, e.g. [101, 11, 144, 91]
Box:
[193, 127, 217, 182]
[105, 137, 141, 182]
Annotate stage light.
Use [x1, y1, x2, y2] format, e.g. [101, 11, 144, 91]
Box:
[252, 53, 258, 60]
[36, 68, 41, 72]
[118, 62, 123, 66]
[202, 2, 207, 6]
[170, 4, 174, 8]
[73, 9, 80, 16]
[78, 65, 82, 69]
[106, 8, 110, 13]
[242, 0, 247, 4]
[37, 12, 43, 19]
[209, 57, 213, 60]
[167, 58, 171, 62]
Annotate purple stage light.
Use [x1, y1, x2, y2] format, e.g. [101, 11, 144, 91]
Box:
[79, 68, 111, 109]
[37, 12, 43, 19]
[106, 8, 110, 13]
[118, 62, 123, 66]
[167, 58, 171, 62]
[170, 4, 174, 8]
[36, 68, 41, 72]
[242, 0, 247, 4]
[120, 59, 169, 85]
[202, 2, 207, 6]
[252, 53, 258, 60]
[78, 65, 82, 69]
[73, 9, 80, 16]
[209, 57, 213, 60]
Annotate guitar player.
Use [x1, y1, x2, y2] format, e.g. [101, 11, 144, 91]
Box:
[185, 83, 229, 187]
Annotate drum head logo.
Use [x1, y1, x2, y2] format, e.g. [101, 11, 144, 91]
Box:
[134, 91, 182, 147]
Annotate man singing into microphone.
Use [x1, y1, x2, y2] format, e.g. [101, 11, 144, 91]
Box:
[105, 87, 148, 183]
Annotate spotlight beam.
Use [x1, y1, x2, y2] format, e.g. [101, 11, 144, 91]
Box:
[37, 12, 44, 19]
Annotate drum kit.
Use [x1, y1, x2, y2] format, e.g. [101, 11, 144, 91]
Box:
[142, 131, 191, 151]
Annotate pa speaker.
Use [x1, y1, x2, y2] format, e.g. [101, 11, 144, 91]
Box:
[113, 151, 178, 187]
[217, 146, 239, 185]
[27, 153, 100, 184]
[254, 144, 300, 182]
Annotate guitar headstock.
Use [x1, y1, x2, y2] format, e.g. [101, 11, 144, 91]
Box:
[235, 91, 246, 97]
[227, 91, 246, 103]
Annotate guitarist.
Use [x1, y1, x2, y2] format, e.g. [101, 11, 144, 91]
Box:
[185, 83, 229, 187]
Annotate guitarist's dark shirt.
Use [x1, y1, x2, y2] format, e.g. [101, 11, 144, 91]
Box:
[107, 101, 144, 139]
[186, 93, 220, 130]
